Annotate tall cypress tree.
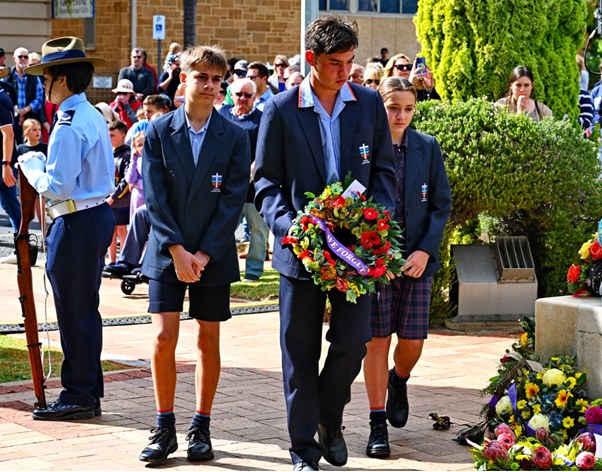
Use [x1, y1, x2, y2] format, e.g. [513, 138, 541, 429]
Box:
[415, 0, 588, 121]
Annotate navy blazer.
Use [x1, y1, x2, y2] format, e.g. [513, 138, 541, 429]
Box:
[141, 106, 251, 285]
[403, 128, 451, 278]
[254, 82, 397, 280]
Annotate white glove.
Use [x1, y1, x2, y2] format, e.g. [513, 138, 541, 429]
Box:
[18, 151, 47, 166]
[17, 151, 46, 183]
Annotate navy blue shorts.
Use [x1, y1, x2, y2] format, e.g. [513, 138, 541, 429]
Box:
[148, 280, 231, 322]
[370, 276, 432, 339]
[112, 207, 130, 226]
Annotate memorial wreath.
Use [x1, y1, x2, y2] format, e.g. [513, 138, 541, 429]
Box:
[283, 173, 405, 303]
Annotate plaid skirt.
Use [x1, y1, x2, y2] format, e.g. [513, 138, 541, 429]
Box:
[370, 276, 433, 339]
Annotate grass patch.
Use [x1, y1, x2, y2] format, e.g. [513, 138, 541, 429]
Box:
[0, 334, 135, 384]
[231, 268, 279, 301]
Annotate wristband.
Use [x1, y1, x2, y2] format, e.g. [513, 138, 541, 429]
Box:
[2, 160, 10, 167]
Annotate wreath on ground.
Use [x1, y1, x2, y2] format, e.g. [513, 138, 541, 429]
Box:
[283, 172, 405, 303]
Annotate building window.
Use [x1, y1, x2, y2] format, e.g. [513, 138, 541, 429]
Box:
[401, 0, 418, 13]
[359, 0, 399, 13]
[320, 0, 349, 10]
[84, 17, 96, 50]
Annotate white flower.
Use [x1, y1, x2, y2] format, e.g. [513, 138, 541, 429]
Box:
[495, 396, 514, 416]
[528, 414, 551, 431]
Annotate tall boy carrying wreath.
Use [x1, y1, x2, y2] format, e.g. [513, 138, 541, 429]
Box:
[254, 16, 396, 471]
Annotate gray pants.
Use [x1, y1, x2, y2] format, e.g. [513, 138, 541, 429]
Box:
[119, 205, 149, 266]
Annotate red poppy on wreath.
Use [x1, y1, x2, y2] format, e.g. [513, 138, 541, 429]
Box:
[299, 249, 312, 260]
[282, 236, 297, 245]
[332, 196, 346, 208]
[337, 279, 349, 292]
[567, 264, 581, 283]
[300, 215, 313, 231]
[377, 218, 390, 231]
[323, 250, 336, 266]
[363, 208, 380, 220]
[369, 265, 387, 277]
[590, 241, 602, 260]
[360, 231, 381, 249]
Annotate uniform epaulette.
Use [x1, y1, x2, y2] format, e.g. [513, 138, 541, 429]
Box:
[57, 110, 75, 126]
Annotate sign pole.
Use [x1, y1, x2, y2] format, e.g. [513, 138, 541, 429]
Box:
[158, 39, 162, 78]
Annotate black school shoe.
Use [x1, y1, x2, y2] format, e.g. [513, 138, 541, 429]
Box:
[386, 368, 409, 428]
[93, 398, 101, 417]
[365, 422, 391, 457]
[186, 426, 214, 461]
[293, 460, 320, 470]
[138, 427, 178, 462]
[317, 424, 347, 466]
[31, 401, 95, 421]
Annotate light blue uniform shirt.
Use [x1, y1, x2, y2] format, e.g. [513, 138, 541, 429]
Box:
[255, 88, 274, 112]
[298, 75, 356, 183]
[185, 110, 212, 166]
[30, 93, 115, 202]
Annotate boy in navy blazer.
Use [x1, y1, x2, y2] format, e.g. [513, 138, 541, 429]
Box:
[254, 17, 396, 471]
[138, 46, 251, 463]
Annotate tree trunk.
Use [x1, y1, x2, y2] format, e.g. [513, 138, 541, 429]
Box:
[183, 0, 198, 49]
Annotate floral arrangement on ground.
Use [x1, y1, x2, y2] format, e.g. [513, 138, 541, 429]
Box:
[567, 219, 602, 296]
[454, 316, 602, 470]
[283, 172, 404, 302]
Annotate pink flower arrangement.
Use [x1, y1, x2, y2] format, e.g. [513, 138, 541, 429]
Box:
[532, 446, 553, 469]
[576, 451, 596, 470]
[482, 440, 510, 462]
[535, 427, 552, 446]
[585, 406, 602, 425]
[576, 432, 596, 453]
[497, 433, 515, 450]
[494, 423, 516, 440]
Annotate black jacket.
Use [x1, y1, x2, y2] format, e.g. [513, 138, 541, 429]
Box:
[110, 144, 131, 209]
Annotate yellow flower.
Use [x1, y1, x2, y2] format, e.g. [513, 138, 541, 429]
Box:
[517, 400, 527, 410]
[555, 389, 572, 408]
[566, 377, 577, 389]
[537, 372, 544, 380]
[521, 332, 529, 346]
[513, 425, 523, 437]
[532, 404, 542, 415]
[579, 240, 593, 260]
[559, 429, 568, 441]
[525, 382, 540, 398]
[576, 399, 589, 413]
[562, 417, 574, 428]
[522, 409, 531, 420]
[542, 368, 567, 387]
[576, 373, 583, 379]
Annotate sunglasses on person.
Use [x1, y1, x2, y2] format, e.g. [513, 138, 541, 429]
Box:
[394, 64, 412, 71]
[247, 75, 261, 80]
[116, 92, 130, 95]
[365, 79, 380, 85]
[235, 70, 247, 76]
[17, 55, 28, 59]
[234, 92, 254, 99]
[275, 63, 287, 68]
[132, 55, 142, 59]
[218, 90, 227, 95]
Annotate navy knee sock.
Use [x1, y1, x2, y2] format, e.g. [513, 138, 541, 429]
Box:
[391, 369, 410, 389]
[157, 410, 176, 432]
[190, 411, 211, 430]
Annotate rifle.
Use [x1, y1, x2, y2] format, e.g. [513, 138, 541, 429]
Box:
[15, 167, 47, 409]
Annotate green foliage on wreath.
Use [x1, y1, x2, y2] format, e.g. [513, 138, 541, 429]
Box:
[411, 99, 602, 322]
[414, 0, 588, 122]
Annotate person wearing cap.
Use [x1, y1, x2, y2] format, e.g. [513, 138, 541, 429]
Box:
[110, 79, 142, 130]
[5, 47, 44, 135]
[17, 37, 116, 421]
[223, 59, 248, 106]
[0, 65, 22, 237]
[118, 48, 155, 101]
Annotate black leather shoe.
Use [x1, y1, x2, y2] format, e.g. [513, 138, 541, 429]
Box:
[293, 461, 320, 471]
[31, 401, 95, 421]
[186, 426, 214, 461]
[93, 398, 101, 417]
[317, 424, 347, 466]
[365, 422, 391, 457]
[386, 369, 409, 428]
[138, 427, 178, 462]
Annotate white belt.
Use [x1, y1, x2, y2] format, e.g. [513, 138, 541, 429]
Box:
[46, 197, 106, 221]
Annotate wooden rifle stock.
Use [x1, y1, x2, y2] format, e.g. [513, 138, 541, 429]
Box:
[15, 167, 46, 409]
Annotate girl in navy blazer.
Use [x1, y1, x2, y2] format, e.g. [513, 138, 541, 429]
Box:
[363, 77, 451, 457]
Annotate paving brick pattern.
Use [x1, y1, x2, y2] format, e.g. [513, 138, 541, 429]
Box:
[0, 261, 517, 470]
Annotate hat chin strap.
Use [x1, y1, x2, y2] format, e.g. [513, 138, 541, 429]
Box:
[47, 75, 58, 107]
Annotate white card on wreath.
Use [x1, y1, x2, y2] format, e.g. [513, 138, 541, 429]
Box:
[342, 180, 366, 200]
[595, 434, 602, 458]
[526, 360, 545, 372]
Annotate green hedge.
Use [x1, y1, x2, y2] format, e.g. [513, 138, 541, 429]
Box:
[414, 0, 588, 122]
[411, 99, 602, 323]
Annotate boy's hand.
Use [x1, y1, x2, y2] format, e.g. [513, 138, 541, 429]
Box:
[169, 244, 205, 283]
[194, 250, 210, 269]
[402, 250, 430, 278]
[106, 197, 114, 206]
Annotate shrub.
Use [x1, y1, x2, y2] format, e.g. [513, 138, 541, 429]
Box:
[414, 0, 588, 122]
[412, 99, 602, 321]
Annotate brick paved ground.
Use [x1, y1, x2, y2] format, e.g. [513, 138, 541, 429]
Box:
[0, 253, 517, 471]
